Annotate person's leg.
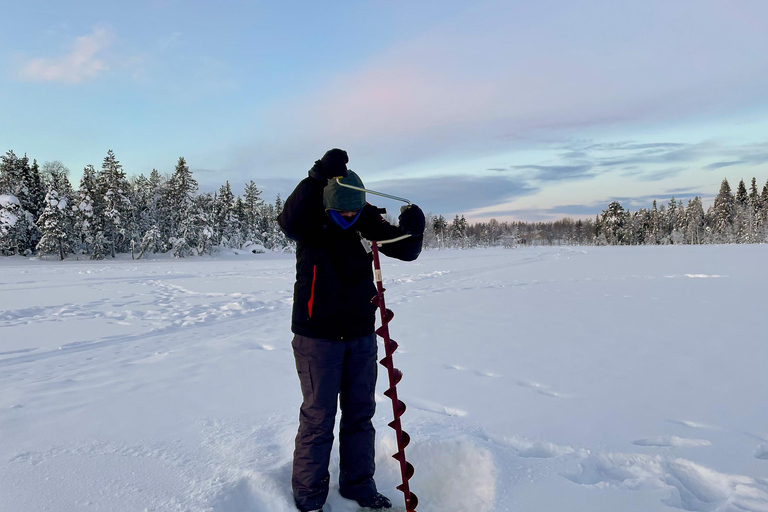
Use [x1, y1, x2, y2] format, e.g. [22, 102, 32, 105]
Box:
[292, 335, 345, 511]
[338, 333, 379, 501]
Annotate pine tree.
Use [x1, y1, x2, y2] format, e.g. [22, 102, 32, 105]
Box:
[685, 197, 705, 244]
[242, 180, 264, 245]
[27, 159, 47, 221]
[99, 150, 133, 257]
[0, 151, 39, 254]
[601, 201, 629, 245]
[432, 215, 448, 248]
[713, 179, 735, 242]
[36, 190, 71, 260]
[163, 157, 198, 256]
[76, 165, 108, 259]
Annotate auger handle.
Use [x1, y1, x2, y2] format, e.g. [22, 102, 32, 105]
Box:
[333, 176, 412, 205]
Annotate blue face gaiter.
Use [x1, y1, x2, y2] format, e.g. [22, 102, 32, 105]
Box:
[328, 209, 363, 230]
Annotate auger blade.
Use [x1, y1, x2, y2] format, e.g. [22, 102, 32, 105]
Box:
[400, 430, 411, 448]
[383, 308, 394, 323]
[387, 418, 401, 430]
[371, 294, 381, 307]
[376, 325, 389, 337]
[379, 356, 393, 369]
[387, 339, 399, 353]
[392, 367, 403, 385]
[394, 400, 406, 417]
[407, 492, 419, 510]
[395, 462, 415, 485]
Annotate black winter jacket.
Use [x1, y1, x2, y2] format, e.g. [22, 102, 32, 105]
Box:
[278, 176, 423, 340]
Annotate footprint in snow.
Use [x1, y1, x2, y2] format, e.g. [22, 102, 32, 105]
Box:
[246, 342, 275, 351]
[406, 397, 468, 418]
[668, 419, 721, 431]
[632, 435, 712, 448]
[444, 363, 501, 378]
[516, 380, 564, 398]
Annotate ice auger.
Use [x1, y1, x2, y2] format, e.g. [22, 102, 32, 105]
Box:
[335, 177, 419, 512]
[371, 240, 418, 512]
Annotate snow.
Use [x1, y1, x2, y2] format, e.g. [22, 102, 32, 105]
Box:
[0, 193, 20, 229]
[0, 193, 20, 207]
[1, 245, 767, 512]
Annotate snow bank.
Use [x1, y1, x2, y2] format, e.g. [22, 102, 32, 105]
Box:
[374, 434, 497, 512]
[568, 452, 768, 512]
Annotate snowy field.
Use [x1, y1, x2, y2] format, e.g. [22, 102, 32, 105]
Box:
[1, 245, 768, 512]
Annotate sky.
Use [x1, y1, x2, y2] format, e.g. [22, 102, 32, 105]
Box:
[2, 0, 768, 222]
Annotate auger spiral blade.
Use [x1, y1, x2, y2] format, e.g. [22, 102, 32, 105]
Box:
[371, 240, 418, 512]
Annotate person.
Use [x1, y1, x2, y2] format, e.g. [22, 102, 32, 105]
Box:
[278, 149, 425, 512]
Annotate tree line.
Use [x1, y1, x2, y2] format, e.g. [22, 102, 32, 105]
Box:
[425, 178, 768, 248]
[0, 149, 286, 259]
[1, 147, 767, 259]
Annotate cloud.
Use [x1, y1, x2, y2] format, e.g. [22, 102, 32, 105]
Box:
[636, 167, 686, 182]
[234, 0, 768, 175]
[366, 174, 538, 216]
[18, 26, 114, 84]
[705, 160, 741, 171]
[509, 164, 595, 182]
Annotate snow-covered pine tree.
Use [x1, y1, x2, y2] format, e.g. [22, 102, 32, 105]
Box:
[450, 214, 468, 248]
[685, 197, 705, 244]
[166, 157, 198, 256]
[0, 151, 39, 254]
[99, 150, 133, 257]
[601, 201, 628, 245]
[242, 180, 264, 247]
[432, 215, 447, 248]
[713, 178, 735, 243]
[26, 159, 47, 222]
[213, 181, 234, 247]
[36, 190, 72, 260]
[270, 194, 289, 251]
[76, 165, 109, 259]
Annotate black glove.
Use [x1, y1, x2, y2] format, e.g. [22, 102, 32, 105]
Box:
[398, 204, 425, 235]
[308, 148, 349, 183]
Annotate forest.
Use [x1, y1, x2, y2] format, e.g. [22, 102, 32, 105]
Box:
[1, 149, 767, 259]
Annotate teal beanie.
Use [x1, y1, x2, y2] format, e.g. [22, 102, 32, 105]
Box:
[323, 170, 366, 212]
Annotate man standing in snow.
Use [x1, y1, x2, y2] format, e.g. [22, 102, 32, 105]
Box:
[278, 149, 425, 512]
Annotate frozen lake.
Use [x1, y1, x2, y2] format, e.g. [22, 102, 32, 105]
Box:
[1, 245, 767, 512]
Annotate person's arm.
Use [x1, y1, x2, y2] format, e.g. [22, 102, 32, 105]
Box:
[358, 204, 424, 261]
[278, 151, 349, 243]
[277, 175, 327, 243]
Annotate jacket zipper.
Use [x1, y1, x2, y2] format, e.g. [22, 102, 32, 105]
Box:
[308, 264, 317, 318]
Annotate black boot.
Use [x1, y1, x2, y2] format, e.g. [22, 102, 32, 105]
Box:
[356, 492, 392, 509]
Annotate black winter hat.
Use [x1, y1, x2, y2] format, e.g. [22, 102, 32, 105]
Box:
[320, 148, 349, 177]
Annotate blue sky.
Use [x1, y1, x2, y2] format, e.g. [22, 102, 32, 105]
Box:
[2, 0, 767, 221]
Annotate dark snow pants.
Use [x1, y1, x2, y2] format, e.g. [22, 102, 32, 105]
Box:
[291, 333, 379, 511]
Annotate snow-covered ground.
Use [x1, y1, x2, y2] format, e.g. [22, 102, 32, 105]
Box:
[1, 245, 767, 512]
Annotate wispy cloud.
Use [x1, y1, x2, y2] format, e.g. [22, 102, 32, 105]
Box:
[508, 164, 595, 182]
[367, 175, 538, 215]
[18, 26, 114, 84]
[234, 0, 768, 175]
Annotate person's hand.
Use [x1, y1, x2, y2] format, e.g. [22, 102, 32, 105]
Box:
[309, 148, 349, 182]
[399, 204, 425, 235]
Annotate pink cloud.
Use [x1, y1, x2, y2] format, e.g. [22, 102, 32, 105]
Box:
[18, 26, 114, 84]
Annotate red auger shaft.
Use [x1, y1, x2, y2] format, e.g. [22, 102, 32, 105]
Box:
[371, 241, 418, 512]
